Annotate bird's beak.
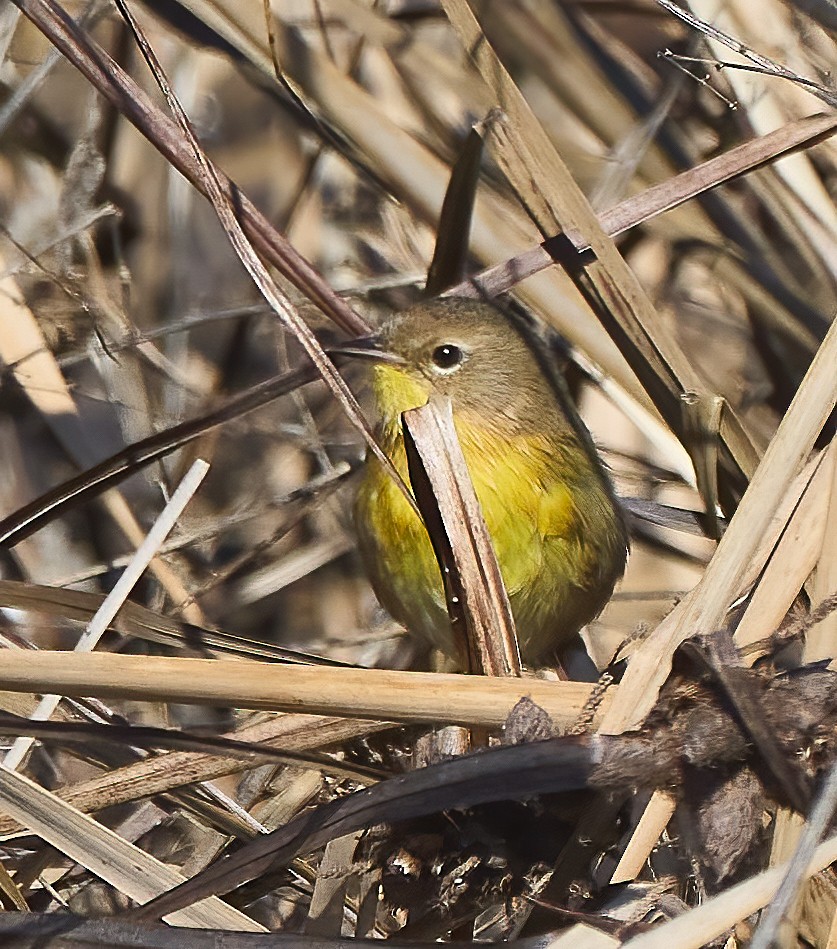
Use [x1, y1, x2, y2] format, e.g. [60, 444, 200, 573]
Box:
[328, 336, 406, 365]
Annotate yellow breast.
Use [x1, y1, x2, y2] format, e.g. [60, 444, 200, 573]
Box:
[354, 408, 624, 664]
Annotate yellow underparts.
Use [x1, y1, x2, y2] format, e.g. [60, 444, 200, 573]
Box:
[356, 379, 622, 663]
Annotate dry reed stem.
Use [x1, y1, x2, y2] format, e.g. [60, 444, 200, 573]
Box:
[0, 651, 607, 728]
[806, 443, 837, 661]
[609, 788, 677, 885]
[453, 112, 837, 300]
[0, 580, 326, 662]
[735, 443, 834, 649]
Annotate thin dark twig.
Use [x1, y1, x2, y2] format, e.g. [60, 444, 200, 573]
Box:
[654, 0, 837, 109]
[0, 712, 382, 782]
[658, 48, 738, 110]
[665, 50, 837, 98]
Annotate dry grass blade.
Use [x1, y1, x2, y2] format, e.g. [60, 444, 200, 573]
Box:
[806, 442, 837, 661]
[0, 766, 265, 930]
[750, 760, 837, 948]
[134, 735, 598, 921]
[620, 834, 837, 949]
[424, 122, 489, 296]
[3, 459, 209, 770]
[0, 715, 387, 837]
[0, 651, 607, 728]
[0, 580, 344, 663]
[452, 109, 837, 304]
[0, 912, 492, 947]
[0, 712, 380, 781]
[0, 362, 317, 547]
[734, 443, 835, 649]
[593, 113, 837, 246]
[112, 0, 412, 514]
[602, 311, 837, 736]
[609, 789, 677, 885]
[232, 534, 354, 606]
[9, 0, 366, 334]
[403, 397, 520, 676]
[0, 858, 28, 911]
[305, 832, 363, 937]
[440, 0, 699, 428]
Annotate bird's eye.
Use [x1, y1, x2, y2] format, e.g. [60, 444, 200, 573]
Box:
[430, 344, 464, 371]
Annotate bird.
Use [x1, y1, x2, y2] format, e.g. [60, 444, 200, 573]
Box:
[353, 297, 628, 667]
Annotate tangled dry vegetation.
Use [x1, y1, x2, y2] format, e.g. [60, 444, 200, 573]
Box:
[0, 0, 836, 946]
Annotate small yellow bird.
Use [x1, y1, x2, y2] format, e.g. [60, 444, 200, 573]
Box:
[354, 298, 628, 666]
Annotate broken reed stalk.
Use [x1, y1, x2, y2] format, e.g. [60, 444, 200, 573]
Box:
[403, 397, 521, 677]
